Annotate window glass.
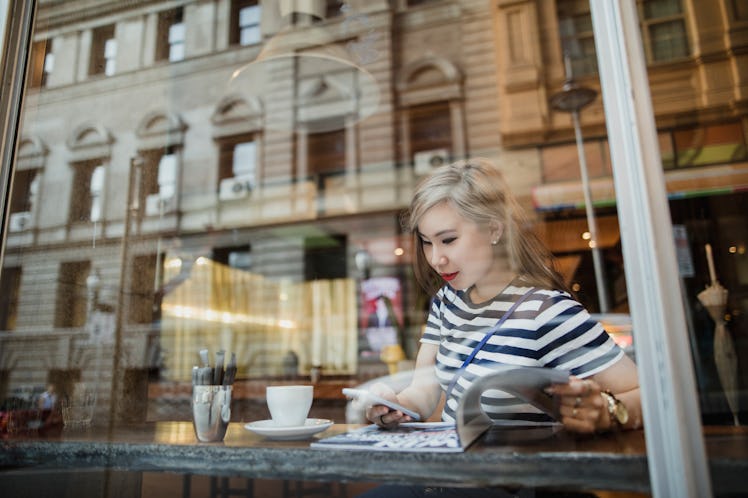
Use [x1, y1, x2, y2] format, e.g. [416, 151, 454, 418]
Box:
[157, 8, 185, 62]
[2, 0, 748, 494]
[217, 137, 256, 200]
[734, 0, 748, 20]
[29, 39, 53, 88]
[90, 25, 115, 76]
[556, 0, 598, 76]
[232, 0, 261, 46]
[69, 162, 104, 223]
[409, 101, 452, 158]
[540, 140, 611, 182]
[232, 141, 256, 179]
[672, 122, 747, 168]
[557, 0, 690, 72]
[55, 261, 91, 328]
[89, 165, 105, 222]
[0, 267, 21, 330]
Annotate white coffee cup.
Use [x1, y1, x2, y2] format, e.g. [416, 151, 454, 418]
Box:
[266, 385, 313, 427]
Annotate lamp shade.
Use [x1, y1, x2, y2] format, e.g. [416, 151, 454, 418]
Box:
[227, 24, 380, 134]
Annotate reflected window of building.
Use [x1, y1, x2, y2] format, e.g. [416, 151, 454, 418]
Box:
[69, 161, 106, 223]
[540, 139, 611, 182]
[638, 0, 689, 62]
[557, 0, 689, 74]
[218, 138, 257, 201]
[130, 254, 158, 325]
[89, 24, 116, 76]
[11, 137, 47, 232]
[662, 122, 747, 170]
[397, 57, 464, 170]
[556, 0, 597, 76]
[307, 129, 345, 179]
[734, 0, 748, 20]
[29, 39, 53, 88]
[409, 101, 452, 160]
[214, 245, 252, 272]
[89, 165, 105, 222]
[231, 0, 261, 46]
[407, 0, 436, 7]
[325, 0, 345, 19]
[212, 96, 262, 198]
[8, 170, 39, 232]
[156, 8, 185, 62]
[54, 261, 91, 328]
[0, 267, 21, 331]
[304, 234, 347, 280]
[141, 148, 179, 217]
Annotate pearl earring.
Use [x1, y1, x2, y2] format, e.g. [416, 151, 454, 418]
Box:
[491, 239, 498, 246]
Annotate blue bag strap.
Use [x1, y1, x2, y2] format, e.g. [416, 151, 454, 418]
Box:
[444, 287, 536, 401]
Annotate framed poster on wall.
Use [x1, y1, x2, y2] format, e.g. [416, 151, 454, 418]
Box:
[359, 277, 403, 358]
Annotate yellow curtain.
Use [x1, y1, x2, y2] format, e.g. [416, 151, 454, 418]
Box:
[160, 258, 357, 381]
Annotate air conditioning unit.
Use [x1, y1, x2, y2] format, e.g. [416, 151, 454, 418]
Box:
[145, 194, 177, 217]
[219, 174, 254, 201]
[9, 211, 32, 232]
[414, 149, 449, 176]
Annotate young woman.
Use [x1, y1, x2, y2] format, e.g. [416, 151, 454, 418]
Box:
[357, 159, 641, 498]
[365, 158, 641, 435]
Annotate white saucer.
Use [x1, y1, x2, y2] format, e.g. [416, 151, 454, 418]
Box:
[244, 418, 334, 440]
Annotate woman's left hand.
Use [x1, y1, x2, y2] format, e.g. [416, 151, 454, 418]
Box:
[548, 376, 606, 434]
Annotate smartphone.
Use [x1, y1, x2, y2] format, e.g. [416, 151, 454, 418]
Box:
[342, 388, 421, 421]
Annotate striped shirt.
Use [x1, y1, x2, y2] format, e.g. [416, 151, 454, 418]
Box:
[421, 280, 623, 424]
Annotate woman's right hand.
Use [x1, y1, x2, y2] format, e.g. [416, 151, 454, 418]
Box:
[365, 383, 413, 428]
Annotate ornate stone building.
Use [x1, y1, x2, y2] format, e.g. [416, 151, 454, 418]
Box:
[1, 0, 746, 423]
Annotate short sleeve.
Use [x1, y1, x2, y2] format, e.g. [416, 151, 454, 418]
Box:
[535, 292, 624, 377]
[420, 293, 443, 345]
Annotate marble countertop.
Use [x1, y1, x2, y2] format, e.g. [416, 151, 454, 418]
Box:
[1, 422, 747, 494]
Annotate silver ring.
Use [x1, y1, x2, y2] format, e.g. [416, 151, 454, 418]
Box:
[572, 408, 578, 417]
[574, 396, 582, 408]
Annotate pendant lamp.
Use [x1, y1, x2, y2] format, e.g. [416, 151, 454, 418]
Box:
[226, 0, 380, 134]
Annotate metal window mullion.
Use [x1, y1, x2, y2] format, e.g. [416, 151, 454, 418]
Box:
[589, 1, 712, 497]
[0, 0, 36, 268]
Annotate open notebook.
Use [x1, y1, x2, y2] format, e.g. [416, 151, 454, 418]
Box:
[311, 366, 570, 452]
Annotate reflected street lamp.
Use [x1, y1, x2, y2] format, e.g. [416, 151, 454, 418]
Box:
[86, 268, 101, 318]
[550, 56, 610, 313]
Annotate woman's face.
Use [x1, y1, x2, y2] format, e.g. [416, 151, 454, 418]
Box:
[417, 201, 502, 295]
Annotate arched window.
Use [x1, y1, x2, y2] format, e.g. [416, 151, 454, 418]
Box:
[212, 95, 263, 201]
[9, 136, 47, 232]
[135, 110, 187, 216]
[396, 56, 466, 174]
[66, 123, 114, 225]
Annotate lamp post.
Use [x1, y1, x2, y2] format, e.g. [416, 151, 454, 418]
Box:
[550, 56, 609, 313]
[109, 155, 143, 428]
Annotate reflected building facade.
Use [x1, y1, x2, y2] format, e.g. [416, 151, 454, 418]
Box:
[1, 0, 747, 423]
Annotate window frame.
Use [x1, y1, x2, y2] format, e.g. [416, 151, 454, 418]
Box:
[89, 24, 116, 77]
[556, 0, 691, 76]
[229, 0, 261, 46]
[68, 160, 105, 225]
[28, 38, 53, 88]
[155, 7, 185, 63]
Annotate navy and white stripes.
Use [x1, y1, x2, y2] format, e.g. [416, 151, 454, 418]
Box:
[421, 281, 623, 424]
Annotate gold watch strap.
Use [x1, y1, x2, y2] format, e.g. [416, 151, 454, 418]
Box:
[601, 390, 628, 430]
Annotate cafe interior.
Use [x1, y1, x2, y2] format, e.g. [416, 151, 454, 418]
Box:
[1, 0, 747, 497]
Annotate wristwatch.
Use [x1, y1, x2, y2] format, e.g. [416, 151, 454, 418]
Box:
[600, 390, 629, 430]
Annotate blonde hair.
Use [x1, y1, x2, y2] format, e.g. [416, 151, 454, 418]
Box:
[402, 158, 568, 296]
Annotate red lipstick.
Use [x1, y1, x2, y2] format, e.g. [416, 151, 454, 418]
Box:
[441, 272, 458, 282]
